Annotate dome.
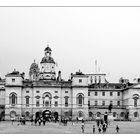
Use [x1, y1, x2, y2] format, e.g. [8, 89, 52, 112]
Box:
[41, 56, 55, 63]
[44, 46, 52, 52]
[30, 61, 39, 70]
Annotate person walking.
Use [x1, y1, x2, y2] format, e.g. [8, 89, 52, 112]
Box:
[98, 124, 102, 133]
[93, 125, 95, 134]
[38, 119, 41, 126]
[116, 125, 119, 134]
[81, 123, 85, 133]
[43, 119, 46, 126]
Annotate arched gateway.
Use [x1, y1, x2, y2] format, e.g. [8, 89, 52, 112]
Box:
[35, 110, 59, 122]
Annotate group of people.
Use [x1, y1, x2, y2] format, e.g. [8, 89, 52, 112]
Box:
[11, 116, 120, 134]
[80, 119, 120, 134]
[96, 119, 108, 133]
[60, 118, 68, 126]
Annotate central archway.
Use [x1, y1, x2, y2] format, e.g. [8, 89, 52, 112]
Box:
[42, 110, 52, 121]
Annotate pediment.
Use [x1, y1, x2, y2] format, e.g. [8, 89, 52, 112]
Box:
[132, 84, 140, 88]
[53, 96, 59, 99]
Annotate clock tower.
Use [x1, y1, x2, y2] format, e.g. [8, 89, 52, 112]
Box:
[40, 44, 56, 80]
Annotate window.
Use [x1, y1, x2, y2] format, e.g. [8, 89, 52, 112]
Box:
[12, 78, 15, 82]
[95, 101, 98, 106]
[54, 101, 58, 107]
[102, 101, 105, 106]
[113, 112, 117, 117]
[65, 91, 68, 93]
[110, 100, 113, 105]
[110, 92, 113, 96]
[43, 93, 52, 107]
[88, 92, 90, 96]
[95, 92, 98, 96]
[26, 91, 29, 93]
[9, 93, 17, 106]
[134, 98, 138, 107]
[95, 76, 97, 83]
[36, 90, 40, 93]
[55, 91, 58, 93]
[77, 94, 84, 106]
[10, 111, 16, 118]
[65, 96, 69, 107]
[134, 112, 138, 117]
[25, 111, 30, 117]
[25, 96, 30, 106]
[89, 112, 93, 117]
[117, 92, 120, 96]
[88, 101, 90, 106]
[96, 112, 101, 117]
[102, 92, 105, 96]
[79, 79, 82, 83]
[117, 101, 120, 106]
[45, 101, 50, 107]
[36, 100, 40, 107]
[78, 111, 84, 118]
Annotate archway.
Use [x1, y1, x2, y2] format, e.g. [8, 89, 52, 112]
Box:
[134, 112, 138, 117]
[96, 112, 101, 118]
[78, 111, 84, 120]
[42, 110, 52, 121]
[10, 111, 16, 118]
[113, 112, 117, 117]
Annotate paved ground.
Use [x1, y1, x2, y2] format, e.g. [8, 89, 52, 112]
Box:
[0, 121, 140, 134]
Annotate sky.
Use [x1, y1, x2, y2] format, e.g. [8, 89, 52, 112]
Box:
[0, 3, 140, 82]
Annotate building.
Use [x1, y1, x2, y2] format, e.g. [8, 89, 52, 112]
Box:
[0, 45, 140, 121]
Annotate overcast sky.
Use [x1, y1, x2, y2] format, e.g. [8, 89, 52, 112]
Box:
[0, 6, 140, 82]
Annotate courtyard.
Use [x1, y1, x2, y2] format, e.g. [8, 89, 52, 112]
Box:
[0, 120, 140, 134]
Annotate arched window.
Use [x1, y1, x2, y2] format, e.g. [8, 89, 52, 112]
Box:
[42, 92, 52, 107]
[64, 112, 69, 117]
[78, 111, 84, 118]
[120, 112, 125, 117]
[25, 96, 30, 106]
[133, 94, 139, 107]
[10, 111, 16, 118]
[25, 111, 30, 117]
[134, 98, 138, 107]
[64, 96, 69, 107]
[113, 112, 117, 117]
[96, 112, 101, 117]
[134, 112, 138, 117]
[76, 93, 84, 106]
[9, 93, 17, 106]
[35, 96, 40, 107]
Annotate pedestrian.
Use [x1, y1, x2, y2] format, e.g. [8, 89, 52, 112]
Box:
[93, 125, 95, 133]
[11, 117, 14, 125]
[81, 124, 85, 133]
[34, 118, 37, 126]
[38, 119, 41, 126]
[98, 124, 102, 133]
[116, 125, 119, 133]
[97, 120, 100, 127]
[82, 119, 85, 126]
[43, 119, 46, 126]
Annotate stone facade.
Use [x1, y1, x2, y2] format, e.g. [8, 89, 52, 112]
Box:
[0, 45, 140, 121]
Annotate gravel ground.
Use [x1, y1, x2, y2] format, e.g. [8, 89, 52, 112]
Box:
[0, 121, 140, 134]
